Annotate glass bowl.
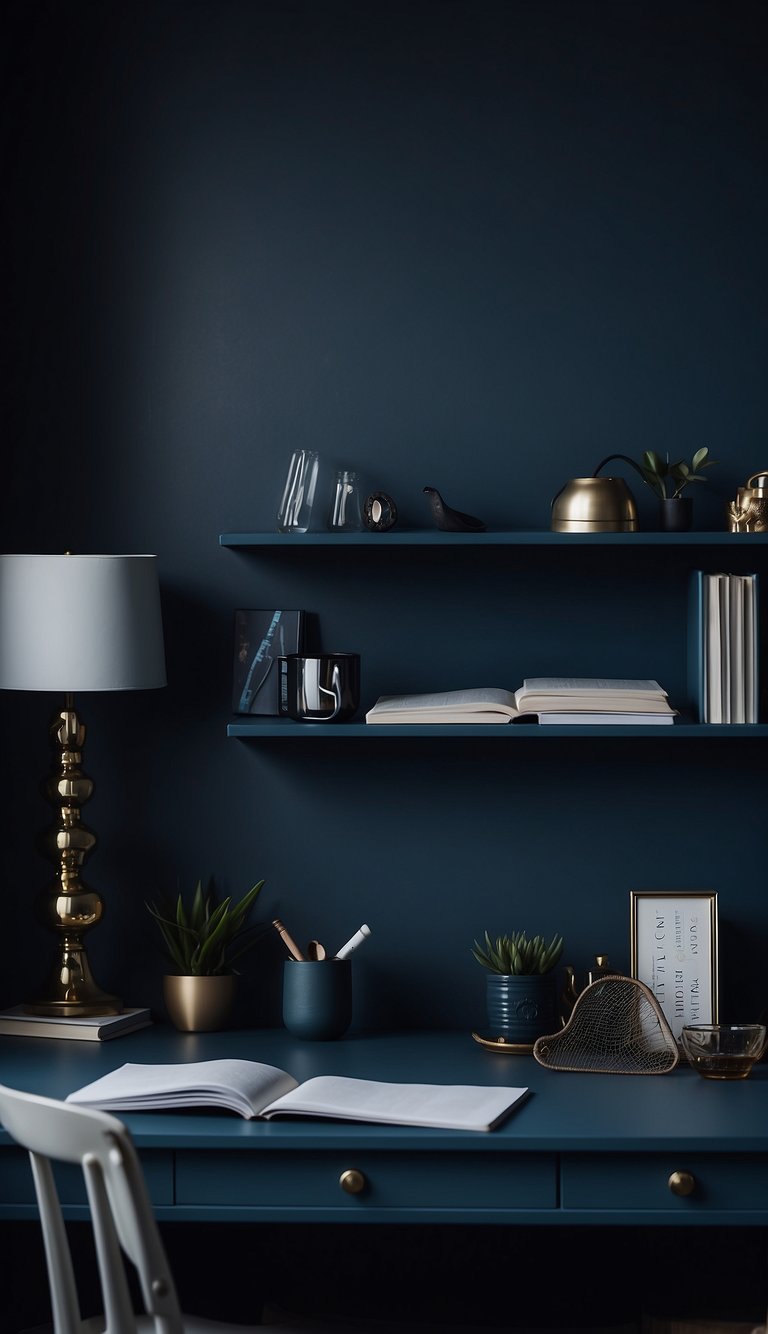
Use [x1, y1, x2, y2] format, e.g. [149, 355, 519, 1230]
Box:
[680, 1023, 766, 1079]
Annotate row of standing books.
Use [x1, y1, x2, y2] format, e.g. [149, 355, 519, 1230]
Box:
[688, 571, 759, 724]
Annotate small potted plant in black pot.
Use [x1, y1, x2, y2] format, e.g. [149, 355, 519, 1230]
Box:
[635, 447, 716, 532]
[472, 929, 564, 1051]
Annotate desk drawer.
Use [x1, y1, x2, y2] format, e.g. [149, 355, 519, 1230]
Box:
[176, 1151, 556, 1211]
[0, 1148, 174, 1208]
[562, 1154, 768, 1214]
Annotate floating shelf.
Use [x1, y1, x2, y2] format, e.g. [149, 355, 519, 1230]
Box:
[227, 718, 768, 739]
[220, 530, 767, 548]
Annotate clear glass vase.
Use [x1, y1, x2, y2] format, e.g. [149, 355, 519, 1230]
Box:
[328, 469, 362, 532]
[276, 450, 319, 533]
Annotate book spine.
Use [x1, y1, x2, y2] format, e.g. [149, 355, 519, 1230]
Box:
[686, 570, 706, 723]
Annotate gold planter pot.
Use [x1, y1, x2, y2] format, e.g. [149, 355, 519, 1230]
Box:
[162, 975, 236, 1032]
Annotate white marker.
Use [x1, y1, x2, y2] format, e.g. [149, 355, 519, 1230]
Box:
[335, 924, 371, 960]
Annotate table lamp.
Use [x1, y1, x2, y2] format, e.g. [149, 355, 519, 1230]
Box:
[0, 554, 167, 1017]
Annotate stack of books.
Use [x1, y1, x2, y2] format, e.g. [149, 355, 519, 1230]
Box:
[688, 571, 759, 724]
[0, 1006, 152, 1042]
[365, 679, 677, 725]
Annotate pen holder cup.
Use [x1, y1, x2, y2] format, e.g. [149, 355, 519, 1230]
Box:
[282, 959, 353, 1040]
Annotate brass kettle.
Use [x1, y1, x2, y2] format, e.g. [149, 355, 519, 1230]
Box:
[727, 472, 768, 533]
[551, 455, 639, 533]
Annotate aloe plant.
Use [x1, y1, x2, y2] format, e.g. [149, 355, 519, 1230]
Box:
[146, 877, 266, 976]
[472, 929, 563, 976]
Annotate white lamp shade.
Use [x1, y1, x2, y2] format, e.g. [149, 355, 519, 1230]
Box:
[0, 554, 167, 692]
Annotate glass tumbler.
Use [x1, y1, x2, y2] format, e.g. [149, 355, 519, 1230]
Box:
[276, 450, 319, 533]
[328, 470, 362, 532]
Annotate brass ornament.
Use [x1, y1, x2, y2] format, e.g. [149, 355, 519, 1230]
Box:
[727, 471, 768, 532]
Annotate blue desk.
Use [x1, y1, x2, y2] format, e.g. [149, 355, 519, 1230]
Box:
[1, 1028, 766, 1227]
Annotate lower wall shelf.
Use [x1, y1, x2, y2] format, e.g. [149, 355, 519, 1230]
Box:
[227, 719, 768, 738]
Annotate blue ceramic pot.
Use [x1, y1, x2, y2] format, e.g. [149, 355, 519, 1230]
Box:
[486, 973, 557, 1047]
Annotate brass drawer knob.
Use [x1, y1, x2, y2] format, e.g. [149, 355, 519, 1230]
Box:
[339, 1168, 366, 1195]
[668, 1170, 696, 1197]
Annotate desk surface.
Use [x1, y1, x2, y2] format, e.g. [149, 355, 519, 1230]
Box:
[1, 1028, 766, 1225]
[0, 1026, 766, 1150]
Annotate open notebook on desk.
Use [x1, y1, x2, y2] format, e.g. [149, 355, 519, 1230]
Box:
[66, 1058, 529, 1132]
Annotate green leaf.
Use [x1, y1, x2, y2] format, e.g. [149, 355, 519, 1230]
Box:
[691, 447, 709, 470]
[190, 879, 205, 930]
[642, 451, 665, 475]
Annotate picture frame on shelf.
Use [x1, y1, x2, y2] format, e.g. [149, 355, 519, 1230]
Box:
[232, 609, 305, 715]
[629, 890, 718, 1043]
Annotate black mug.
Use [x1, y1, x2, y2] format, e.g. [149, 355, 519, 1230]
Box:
[278, 653, 360, 722]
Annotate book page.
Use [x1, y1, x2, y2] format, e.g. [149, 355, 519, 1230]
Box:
[706, 574, 723, 723]
[366, 688, 519, 719]
[743, 574, 758, 723]
[262, 1075, 528, 1132]
[66, 1059, 298, 1119]
[729, 574, 745, 724]
[519, 678, 665, 695]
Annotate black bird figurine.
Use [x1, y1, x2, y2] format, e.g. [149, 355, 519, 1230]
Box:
[423, 486, 487, 533]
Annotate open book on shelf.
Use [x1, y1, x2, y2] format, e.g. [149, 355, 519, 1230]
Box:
[365, 679, 676, 725]
[65, 1059, 528, 1132]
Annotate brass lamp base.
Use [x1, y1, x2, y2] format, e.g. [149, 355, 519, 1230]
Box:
[25, 699, 122, 1017]
[24, 943, 122, 1018]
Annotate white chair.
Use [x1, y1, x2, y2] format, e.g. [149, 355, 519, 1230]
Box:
[0, 1081, 278, 1334]
[0, 1082, 491, 1334]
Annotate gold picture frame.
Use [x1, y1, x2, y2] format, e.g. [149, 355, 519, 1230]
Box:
[629, 891, 718, 1043]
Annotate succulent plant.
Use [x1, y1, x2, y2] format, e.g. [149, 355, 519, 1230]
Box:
[472, 929, 564, 976]
[146, 877, 266, 976]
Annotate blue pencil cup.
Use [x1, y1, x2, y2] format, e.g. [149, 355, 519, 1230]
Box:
[282, 959, 352, 1040]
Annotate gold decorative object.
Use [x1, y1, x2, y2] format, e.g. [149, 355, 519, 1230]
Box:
[532, 975, 679, 1075]
[0, 554, 167, 1016]
[162, 974, 236, 1032]
[551, 459, 638, 532]
[30, 700, 121, 1015]
[727, 471, 768, 532]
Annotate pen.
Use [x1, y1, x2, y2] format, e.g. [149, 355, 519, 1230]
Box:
[335, 924, 371, 960]
[273, 918, 306, 961]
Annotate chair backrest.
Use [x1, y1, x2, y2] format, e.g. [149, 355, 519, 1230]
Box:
[0, 1082, 184, 1334]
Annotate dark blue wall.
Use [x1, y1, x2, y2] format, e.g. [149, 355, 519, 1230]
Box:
[3, 0, 767, 1031]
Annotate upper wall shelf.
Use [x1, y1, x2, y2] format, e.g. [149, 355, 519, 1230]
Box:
[220, 531, 767, 548]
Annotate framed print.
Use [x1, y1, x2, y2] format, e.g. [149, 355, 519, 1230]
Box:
[630, 891, 718, 1042]
[232, 609, 305, 715]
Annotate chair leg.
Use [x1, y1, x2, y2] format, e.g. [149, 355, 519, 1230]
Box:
[83, 1154, 137, 1334]
[29, 1154, 82, 1334]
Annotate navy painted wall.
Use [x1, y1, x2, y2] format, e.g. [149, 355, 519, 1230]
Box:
[3, 0, 767, 1031]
